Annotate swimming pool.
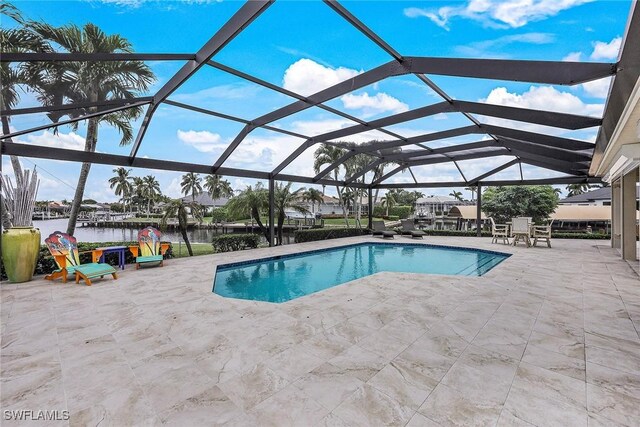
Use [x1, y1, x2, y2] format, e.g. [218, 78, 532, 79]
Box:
[213, 242, 509, 303]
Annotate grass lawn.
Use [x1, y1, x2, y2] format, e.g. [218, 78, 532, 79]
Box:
[322, 217, 385, 227]
[172, 242, 215, 258]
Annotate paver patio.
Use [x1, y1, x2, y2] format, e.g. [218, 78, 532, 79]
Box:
[1, 236, 639, 426]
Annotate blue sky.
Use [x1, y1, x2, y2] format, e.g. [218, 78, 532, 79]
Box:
[3, 0, 632, 201]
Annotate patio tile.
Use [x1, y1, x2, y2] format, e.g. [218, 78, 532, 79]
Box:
[328, 345, 388, 381]
[419, 383, 503, 427]
[293, 363, 363, 411]
[522, 343, 586, 381]
[586, 361, 640, 399]
[249, 385, 329, 427]
[140, 363, 214, 413]
[586, 383, 640, 427]
[405, 412, 442, 427]
[356, 328, 413, 360]
[527, 329, 585, 359]
[159, 385, 243, 426]
[263, 345, 325, 382]
[218, 364, 288, 411]
[367, 361, 436, 411]
[511, 363, 586, 410]
[332, 384, 415, 427]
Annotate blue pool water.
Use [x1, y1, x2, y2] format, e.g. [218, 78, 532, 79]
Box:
[213, 242, 509, 303]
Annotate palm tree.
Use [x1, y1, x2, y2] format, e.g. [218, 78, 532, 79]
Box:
[204, 174, 233, 210]
[302, 188, 324, 215]
[314, 143, 349, 226]
[27, 22, 155, 235]
[274, 182, 309, 245]
[449, 191, 464, 202]
[566, 183, 592, 196]
[141, 175, 161, 215]
[0, 3, 50, 183]
[380, 193, 396, 217]
[225, 183, 270, 241]
[181, 172, 202, 202]
[160, 199, 202, 256]
[464, 187, 476, 202]
[108, 167, 132, 209]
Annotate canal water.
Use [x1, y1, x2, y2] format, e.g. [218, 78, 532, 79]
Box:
[33, 218, 229, 244]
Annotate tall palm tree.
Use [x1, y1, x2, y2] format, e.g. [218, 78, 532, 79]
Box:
[27, 22, 155, 235]
[302, 188, 323, 215]
[108, 167, 132, 209]
[380, 193, 396, 217]
[274, 182, 309, 245]
[314, 143, 349, 226]
[464, 187, 476, 202]
[204, 174, 233, 210]
[566, 183, 592, 196]
[181, 172, 202, 202]
[0, 3, 50, 183]
[160, 199, 202, 257]
[225, 183, 270, 241]
[449, 191, 464, 202]
[141, 175, 161, 215]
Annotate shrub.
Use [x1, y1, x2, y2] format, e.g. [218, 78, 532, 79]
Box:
[385, 215, 400, 221]
[210, 208, 228, 223]
[211, 233, 260, 252]
[373, 205, 412, 219]
[0, 241, 174, 281]
[294, 227, 368, 243]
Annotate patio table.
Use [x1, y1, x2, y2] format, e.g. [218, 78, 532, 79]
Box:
[91, 245, 128, 270]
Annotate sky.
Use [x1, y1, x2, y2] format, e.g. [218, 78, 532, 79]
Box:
[2, 0, 632, 202]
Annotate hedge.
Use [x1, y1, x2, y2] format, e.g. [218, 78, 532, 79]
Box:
[211, 233, 260, 252]
[0, 241, 174, 281]
[373, 205, 412, 219]
[294, 227, 369, 243]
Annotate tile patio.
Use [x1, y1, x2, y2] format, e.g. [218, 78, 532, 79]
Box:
[1, 236, 639, 426]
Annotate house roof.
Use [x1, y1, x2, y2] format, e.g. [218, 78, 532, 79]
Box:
[179, 193, 230, 207]
[449, 204, 638, 221]
[559, 186, 639, 204]
[416, 195, 459, 204]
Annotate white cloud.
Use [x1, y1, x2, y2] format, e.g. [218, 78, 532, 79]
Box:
[483, 85, 603, 117]
[341, 92, 409, 117]
[172, 83, 261, 104]
[582, 77, 612, 99]
[562, 51, 582, 61]
[177, 130, 224, 153]
[590, 36, 622, 60]
[282, 59, 362, 96]
[456, 32, 555, 56]
[15, 130, 86, 151]
[404, 0, 593, 30]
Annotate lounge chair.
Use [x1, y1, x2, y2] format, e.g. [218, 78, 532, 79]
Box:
[400, 219, 426, 239]
[371, 220, 397, 239]
[511, 217, 532, 247]
[532, 220, 553, 248]
[44, 231, 117, 286]
[490, 218, 510, 245]
[129, 226, 170, 269]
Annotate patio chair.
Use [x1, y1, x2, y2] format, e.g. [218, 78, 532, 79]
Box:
[371, 220, 397, 239]
[490, 218, 510, 245]
[532, 220, 553, 248]
[44, 231, 117, 286]
[400, 219, 426, 239]
[129, 226, 170, 269]
[511, 217, 532, 247]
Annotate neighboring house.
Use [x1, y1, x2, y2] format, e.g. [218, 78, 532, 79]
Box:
[179, 193, 230, 208]
[559, 186, 640, 206]
[415, 195, 472, 217]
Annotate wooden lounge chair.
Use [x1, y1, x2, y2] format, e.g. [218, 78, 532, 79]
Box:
[532, 220, 553, 248]
[400, 219, 426, 239]
[490, 218, 510, 244]
[44, 231, 117, 286]
[371, 220, 397, 239]
[129, 226, 170, 269]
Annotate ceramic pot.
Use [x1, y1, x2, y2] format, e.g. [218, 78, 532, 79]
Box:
[2, 226, 41, 283]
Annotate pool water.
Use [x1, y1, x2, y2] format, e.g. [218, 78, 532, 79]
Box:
[213, 242, 509, 303]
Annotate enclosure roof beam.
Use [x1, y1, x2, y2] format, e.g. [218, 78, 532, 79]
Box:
[468, 159, 520, 185]
[496, 138, 592, 163]
[1, 97, 153, 117]
[128, 0, 274, 159]
[373, 176, 602, 189]
[0, 53, 196, 62]
[406, 57, 616, 85]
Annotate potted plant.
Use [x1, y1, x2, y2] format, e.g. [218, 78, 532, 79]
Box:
[1, 169, 41, 282]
